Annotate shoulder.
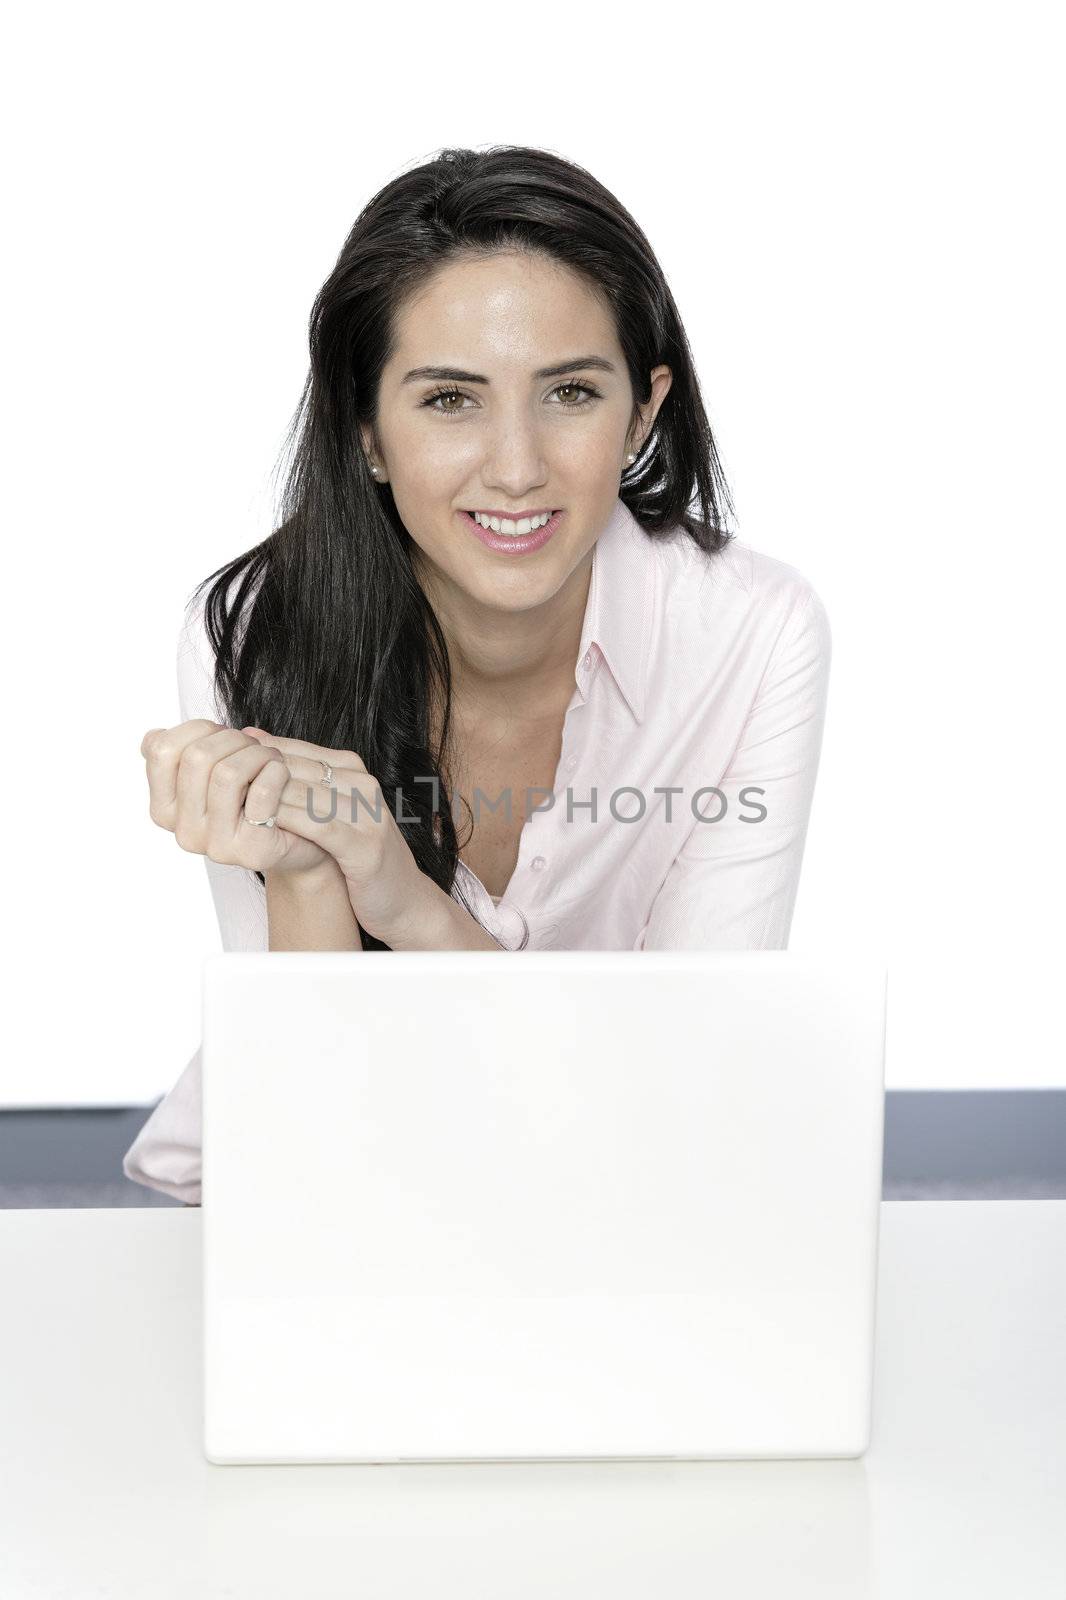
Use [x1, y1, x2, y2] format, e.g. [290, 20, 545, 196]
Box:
[655, 529, 828, 638]
[177, 585, 211, 668]
[743, 543, 831, 659]
[176, 566, 263, 724]
[178, 561, 268, 663]
[176, 586, 224, 723]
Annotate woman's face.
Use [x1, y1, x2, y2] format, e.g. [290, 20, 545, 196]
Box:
[360, 250, 672, 621]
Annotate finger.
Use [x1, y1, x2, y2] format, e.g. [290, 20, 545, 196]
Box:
[270, 791, 347, 861]
[271, 774, 394, 882]
[142, 718, 222, 765]
[240, 754, 291, 830]
[201, 743, 289, 858]
[144, 721, 233, 829]
[241, 728, 367, 774]
[280, 753, 371, 789]
[173, 728, 263, 843]
[276, 771, 388, 849]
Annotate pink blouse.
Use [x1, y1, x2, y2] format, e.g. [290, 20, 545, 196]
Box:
[123, 496, 832, 1203]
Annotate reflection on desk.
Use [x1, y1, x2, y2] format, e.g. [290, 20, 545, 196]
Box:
[0, 1202, 1063, 1599]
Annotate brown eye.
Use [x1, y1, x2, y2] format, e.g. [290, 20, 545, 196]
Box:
[421, 380, 602, 417]
[421, 387, 470, 413]
[554, 381, 601, 406]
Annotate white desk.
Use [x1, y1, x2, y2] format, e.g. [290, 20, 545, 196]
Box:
[1, 1203, 1063, 1598]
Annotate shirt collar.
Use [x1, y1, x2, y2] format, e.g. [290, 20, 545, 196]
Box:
[576, 495, 655, 725]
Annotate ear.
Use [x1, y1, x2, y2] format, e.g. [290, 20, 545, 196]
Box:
[637, 365, 674, 443]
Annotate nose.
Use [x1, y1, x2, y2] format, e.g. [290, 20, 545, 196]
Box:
[477, 413, 550, 500]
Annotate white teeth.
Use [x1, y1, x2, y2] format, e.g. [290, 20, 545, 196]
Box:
[472, 511, 552, 536]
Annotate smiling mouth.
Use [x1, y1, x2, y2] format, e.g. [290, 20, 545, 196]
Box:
[459, 508, 565, 546]
[463, 508, 558, 520]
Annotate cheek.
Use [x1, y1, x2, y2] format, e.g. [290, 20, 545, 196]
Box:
[557, 401, 629, 456]
[553, 425, 626, 475]
[398, 416, 481, 473]
[385, 455, 461, 529]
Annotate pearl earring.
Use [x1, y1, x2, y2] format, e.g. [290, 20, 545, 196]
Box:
[626, 453, 636, 464]
[369, 463, 379, 476]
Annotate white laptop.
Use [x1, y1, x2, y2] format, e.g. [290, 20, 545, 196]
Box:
[201, 950, 887, 1465]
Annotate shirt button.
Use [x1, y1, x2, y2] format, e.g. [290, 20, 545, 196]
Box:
[531, 855, 547, 871]
[583, 651, 592, 668]
[564, 755, 577, 770]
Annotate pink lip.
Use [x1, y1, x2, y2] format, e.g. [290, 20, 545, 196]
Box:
[459, 509, 564, 556]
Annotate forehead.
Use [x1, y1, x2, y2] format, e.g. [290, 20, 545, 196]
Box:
[390, 250, 619, 366]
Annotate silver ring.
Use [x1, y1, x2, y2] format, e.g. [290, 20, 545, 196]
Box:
[246, 814, 277, 828]
[319, 760, 334, 785]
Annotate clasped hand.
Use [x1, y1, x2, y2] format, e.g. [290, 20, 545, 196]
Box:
[140, 720, 431, 944]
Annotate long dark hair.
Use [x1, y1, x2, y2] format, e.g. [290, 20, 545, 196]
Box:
[192, 144, 737, 950]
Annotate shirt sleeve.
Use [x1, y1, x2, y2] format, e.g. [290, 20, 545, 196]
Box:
[176, 591, 270, 955]
[122, 593, 268, 1205]
[634, 584, 832, 950]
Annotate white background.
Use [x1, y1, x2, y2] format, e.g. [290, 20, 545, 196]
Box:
[2, 0, 1061, 1104]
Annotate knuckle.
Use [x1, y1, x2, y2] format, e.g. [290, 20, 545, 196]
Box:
[146, 735, 176, 765]
[207, 761, 242, 792]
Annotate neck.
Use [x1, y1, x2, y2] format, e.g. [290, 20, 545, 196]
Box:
[420, 549, 593, 725]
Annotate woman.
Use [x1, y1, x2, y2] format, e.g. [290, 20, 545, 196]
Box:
[124, 144, 832, 1205]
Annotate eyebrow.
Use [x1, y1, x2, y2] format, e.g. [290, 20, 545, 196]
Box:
[400, 355, 617, 386]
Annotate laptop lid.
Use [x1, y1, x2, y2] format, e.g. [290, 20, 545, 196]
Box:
[202, 950, 887, 1464]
